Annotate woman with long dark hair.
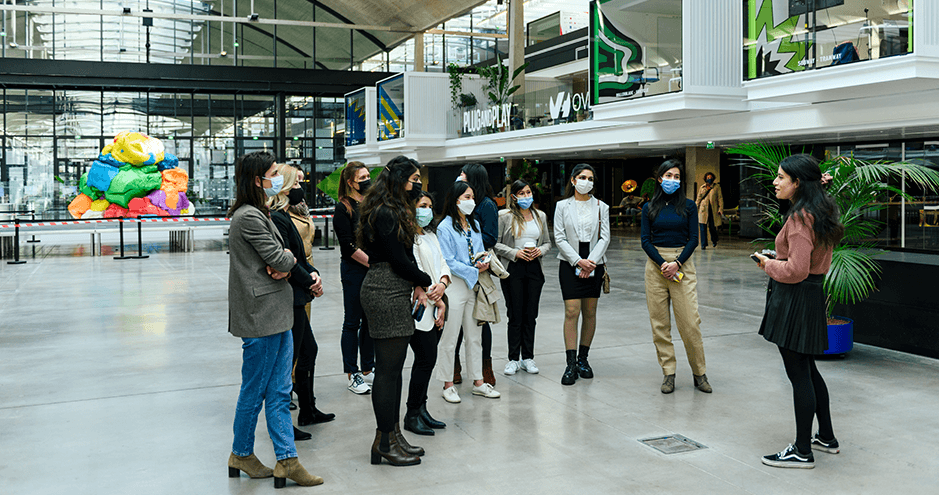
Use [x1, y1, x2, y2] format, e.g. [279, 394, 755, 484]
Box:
[454, 163, 499, 385]
[357, 156, 432, 466]
[494, 179, 552, 375]
[226, 151, 322, 488]
[641, 159, 710, 395]
[334, 161, 374, 395]
[268, 164, 335, 435]
[435, 180, 501, 402]
[753, 154, 843, 469]
[404, 191, 450, 435]
[553, 164, 610, 386]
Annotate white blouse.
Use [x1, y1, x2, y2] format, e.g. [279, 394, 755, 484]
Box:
[413, 231, 451, 332]
[573, 198, 596, 242]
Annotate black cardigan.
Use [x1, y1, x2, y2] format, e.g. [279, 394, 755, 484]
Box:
[271, 209, 318, 306]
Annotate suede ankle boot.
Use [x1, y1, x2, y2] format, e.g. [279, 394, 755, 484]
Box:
[394, 423, 425, 456]
[561, 350, 578, 386]
[273, 457, 323, 488]
[453, 356, 463, 384]
[228, 453, 273, 479]
[482, 358, 496, 386]
[370, 429, 421, 466]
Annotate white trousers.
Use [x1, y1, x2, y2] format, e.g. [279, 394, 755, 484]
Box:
[434, 277, 483, 383]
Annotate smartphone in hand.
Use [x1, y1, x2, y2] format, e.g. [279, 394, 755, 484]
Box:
[412, 299, 426, 321]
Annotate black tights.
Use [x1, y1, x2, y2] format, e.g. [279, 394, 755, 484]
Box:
[778, 346, 835, 453]
[406, 329, 439, 413]
[372, 336, 410, 433]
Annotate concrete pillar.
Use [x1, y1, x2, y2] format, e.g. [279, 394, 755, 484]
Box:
[508, 0, 525, 95]
[413, 32, 424, 72]
[685, 146, 720, 201]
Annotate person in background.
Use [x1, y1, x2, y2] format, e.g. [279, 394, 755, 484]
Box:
[405, 191, 450, 435]
[269, 164, 335, 436]
[753, 154, 843, 469]
[453, 163, 499, 386]
[641, 159, 711, 395]
[334, 161, 375, 395]
[619, 193, 643, 227]
[435, 180, 501, 403]
[287, 169, 315, 267]
[696, 171, 724, 249]
[494, 180, 551, 376]
[357, 156, 432, 467]
[553, 164, 610, 386]
[226, 151, 322, 488]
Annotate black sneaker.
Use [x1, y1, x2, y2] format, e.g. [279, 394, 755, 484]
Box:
[761, 444, 815, 469]
[811, 433, 840, 454]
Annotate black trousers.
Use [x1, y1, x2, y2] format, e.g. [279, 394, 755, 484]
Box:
[778, 346, 834, 453]
[455, 323, 492, 361]
[372, 336, 410, 433]
[501, 259, 545, 361]
[291, 305, 318, 417]
[406, 329, 440, 412]
[699, 209, 719, 248]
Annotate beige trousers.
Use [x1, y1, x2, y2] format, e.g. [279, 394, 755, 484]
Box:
[434, 277, 483, 383]
[644, 247, 706, 376]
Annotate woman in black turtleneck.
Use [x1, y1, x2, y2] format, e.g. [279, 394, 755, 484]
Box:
[640, 159, 711, 395]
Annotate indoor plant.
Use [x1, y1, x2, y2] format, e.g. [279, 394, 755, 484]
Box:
[728, 142, 939, 354]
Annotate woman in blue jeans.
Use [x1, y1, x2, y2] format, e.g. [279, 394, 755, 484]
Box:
[226, 151, 322, 488]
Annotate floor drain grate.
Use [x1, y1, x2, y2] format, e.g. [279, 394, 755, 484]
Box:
[639, 434, 707, 454]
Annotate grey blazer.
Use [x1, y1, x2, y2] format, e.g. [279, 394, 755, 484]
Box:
[553, 196, 611, 266]
[228, 205, 296, 339]
[493, 209, 552, 271]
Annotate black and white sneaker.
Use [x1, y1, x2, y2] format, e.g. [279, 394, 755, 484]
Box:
[811, 433, 840, 454]
[761, 444, 815, 469]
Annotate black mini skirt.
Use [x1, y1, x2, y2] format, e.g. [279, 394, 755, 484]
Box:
[558, 242, 604, 300]
[759, 273, 828, 354]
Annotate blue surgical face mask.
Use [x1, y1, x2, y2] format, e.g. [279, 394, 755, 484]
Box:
[516, 196, 533, 210]
[416, 207, 434, 228]
[661, 178, 680, 195]
[263, 174, 284, 197]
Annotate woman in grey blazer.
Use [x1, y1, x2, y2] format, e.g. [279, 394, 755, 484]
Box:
[493, 180, 552, 376]
[226, 151, 322, 488]
[553, 164, 611, 386]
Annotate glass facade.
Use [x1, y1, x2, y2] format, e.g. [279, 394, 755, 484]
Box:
[744, 0, 912, 80]
[0, 90, 345, 218]
[590, 0, 683, 105]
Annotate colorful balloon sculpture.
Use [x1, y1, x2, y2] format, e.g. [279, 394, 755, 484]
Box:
[68, 132, 194, 219]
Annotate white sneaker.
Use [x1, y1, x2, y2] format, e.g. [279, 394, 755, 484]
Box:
[348, 373, 370, 395]
[442, 386, 461, 403]
[519, 359, 540, 374]
[472, 382, 501, 399]
[362, 371, 375, 385]
[504, 361, 520, 375]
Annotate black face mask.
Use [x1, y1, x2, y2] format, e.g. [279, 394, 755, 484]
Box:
[287, 188, 305, 206]
[357, 179, 371, 193]
[705, 177, 715, 184]
[407, 184, 423, 202]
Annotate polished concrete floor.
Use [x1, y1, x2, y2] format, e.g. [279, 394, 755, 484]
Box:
[2, 231, 937, 494]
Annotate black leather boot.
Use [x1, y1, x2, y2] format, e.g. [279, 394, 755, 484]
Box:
[576, 345, 594, 379]
[403, 409, 434, 436]
[561, 350, 578, 386]
[418, 404, 446, 429]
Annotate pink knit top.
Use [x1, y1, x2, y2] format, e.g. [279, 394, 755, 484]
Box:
[764, 213, 833, 284]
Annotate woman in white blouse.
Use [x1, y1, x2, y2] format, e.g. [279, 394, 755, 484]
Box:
[553, 164, 611, 386]
[493, 180, 552, 376]
[404, 191, 451, 436]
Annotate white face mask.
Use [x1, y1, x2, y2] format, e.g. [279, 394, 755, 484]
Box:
[574, 178, 593, 195]
[458, 199, 476, 215]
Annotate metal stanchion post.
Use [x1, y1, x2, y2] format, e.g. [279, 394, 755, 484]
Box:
[7, 217, 26, 265]
[319, 216, 335, 250]
[133, 219, 149, 259]
[114, 217, 132, 260]
[26, 211, 40, 243]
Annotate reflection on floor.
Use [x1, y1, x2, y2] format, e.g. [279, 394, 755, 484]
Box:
[1, 233, 937, 494]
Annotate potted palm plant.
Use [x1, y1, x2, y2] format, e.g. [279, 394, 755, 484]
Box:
[728, 142, 939, 355]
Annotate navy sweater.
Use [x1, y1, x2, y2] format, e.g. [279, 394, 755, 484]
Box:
[640, 198, 698, 266]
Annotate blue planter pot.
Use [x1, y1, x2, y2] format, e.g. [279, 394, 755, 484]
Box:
[824, 316, 854, 355]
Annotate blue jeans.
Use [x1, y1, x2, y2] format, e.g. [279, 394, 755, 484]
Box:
[232, 330, 297, 461]
[340, 259, 374, 374]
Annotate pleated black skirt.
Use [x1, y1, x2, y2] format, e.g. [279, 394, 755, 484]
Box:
[759, 273, 828, 354]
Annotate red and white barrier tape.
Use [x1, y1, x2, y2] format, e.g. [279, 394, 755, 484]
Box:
[1, 215, 332, 228]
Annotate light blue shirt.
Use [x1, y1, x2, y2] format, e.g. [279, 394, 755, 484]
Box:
[437, 216, 484, 287]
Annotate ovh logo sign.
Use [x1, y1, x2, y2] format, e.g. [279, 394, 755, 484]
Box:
[549, 91, 590, 120]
